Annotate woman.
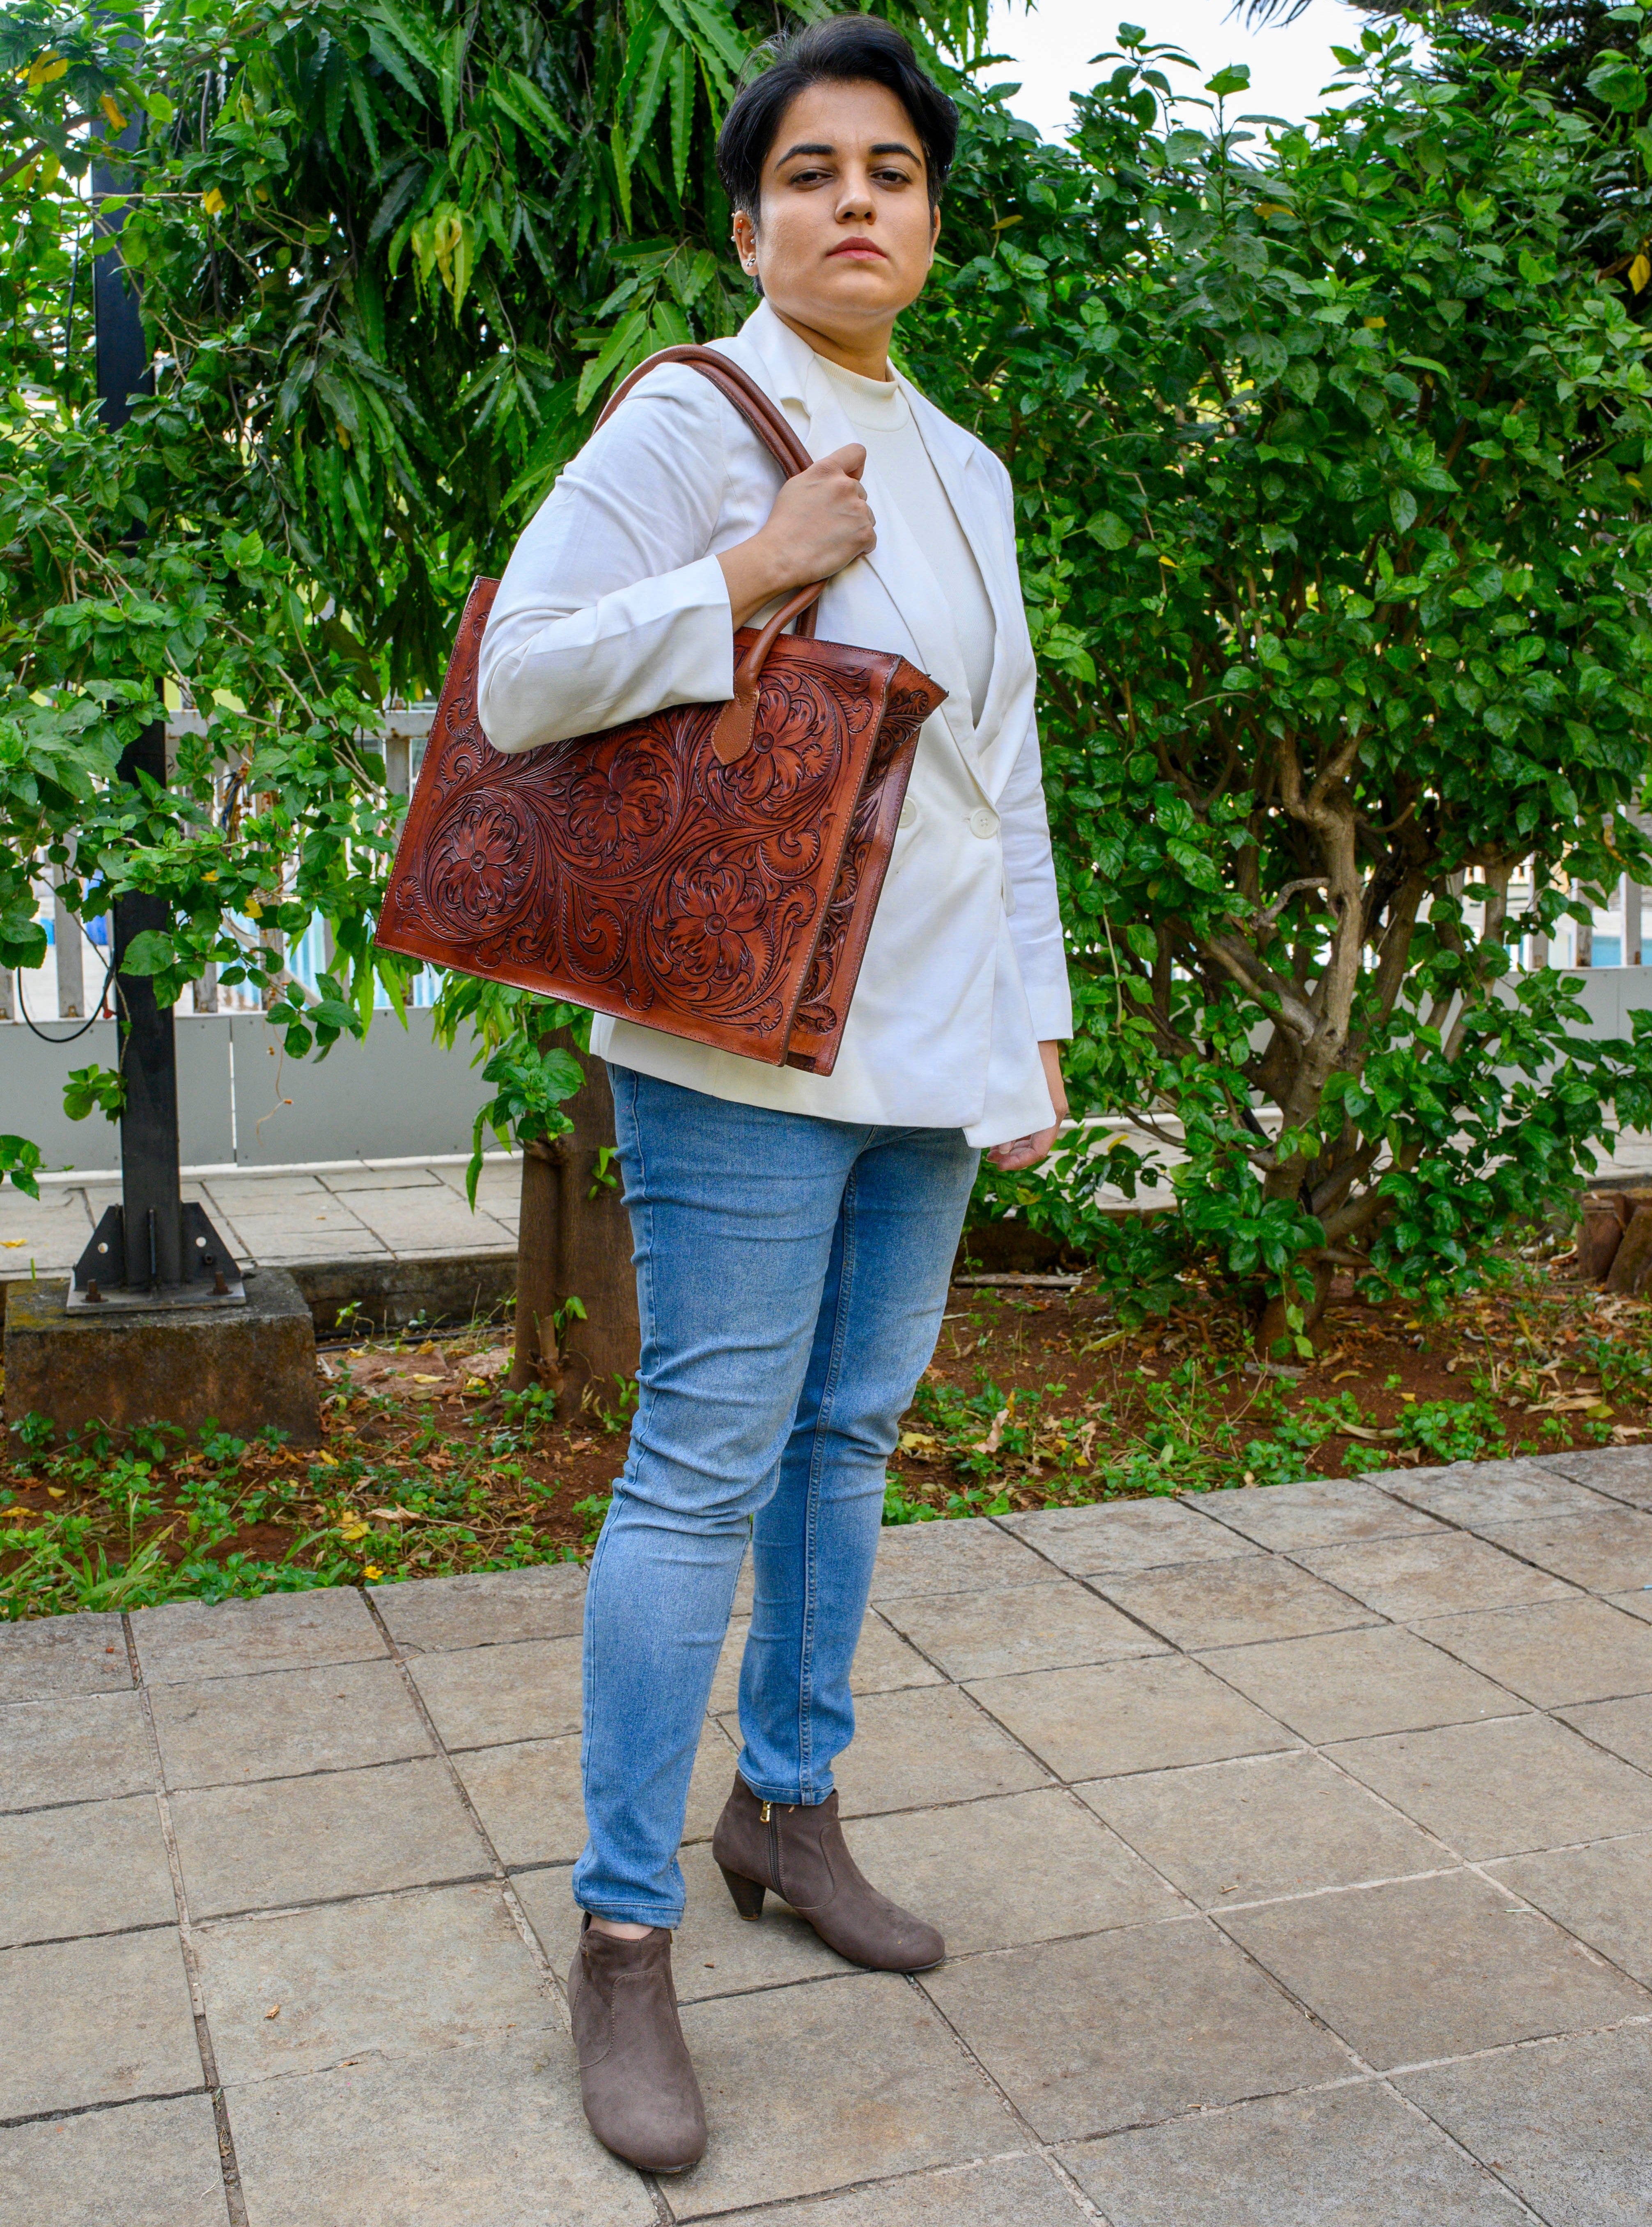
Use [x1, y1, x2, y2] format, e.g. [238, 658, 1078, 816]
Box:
[478, 14, 1071, 2175]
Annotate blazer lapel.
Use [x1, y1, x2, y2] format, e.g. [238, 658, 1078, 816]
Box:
[899, 380, 1030, 760]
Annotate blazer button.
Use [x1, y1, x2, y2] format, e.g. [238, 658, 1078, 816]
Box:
[969, 808, 999, 838]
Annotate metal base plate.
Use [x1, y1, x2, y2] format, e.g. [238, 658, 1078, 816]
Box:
[64, 1274, 248, 1314]
[70, 1200, 247, 1311]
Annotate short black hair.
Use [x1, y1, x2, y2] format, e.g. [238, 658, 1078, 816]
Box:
[716, 16, 957, 220]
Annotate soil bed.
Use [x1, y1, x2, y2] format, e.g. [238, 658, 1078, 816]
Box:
[2, 1242, 1643, 1616]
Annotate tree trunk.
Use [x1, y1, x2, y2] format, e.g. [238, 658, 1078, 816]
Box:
[1254, 1259, 1335, 1356]
[509, 1031, 641, 1418]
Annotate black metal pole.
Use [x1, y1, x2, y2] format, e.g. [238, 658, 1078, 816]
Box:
[93, 106, 182, 1290]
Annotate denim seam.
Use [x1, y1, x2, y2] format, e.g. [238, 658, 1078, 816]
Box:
[794, 1155, 862, 1803]
[576, 1065, 657, 1918]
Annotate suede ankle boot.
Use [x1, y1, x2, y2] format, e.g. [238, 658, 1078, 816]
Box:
[567, 1916, 706, 2174]
[711, 1773, 945, 1971]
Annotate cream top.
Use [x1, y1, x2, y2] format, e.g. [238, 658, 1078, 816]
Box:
[815, 354, 998, 727]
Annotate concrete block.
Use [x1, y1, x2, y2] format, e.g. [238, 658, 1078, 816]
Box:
[3, 1269, 320, 1446]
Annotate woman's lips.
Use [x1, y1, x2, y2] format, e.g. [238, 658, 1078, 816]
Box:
[828, 240, 887, 260]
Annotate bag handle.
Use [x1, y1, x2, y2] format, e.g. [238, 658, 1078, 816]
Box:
[597, 345, 831, 765]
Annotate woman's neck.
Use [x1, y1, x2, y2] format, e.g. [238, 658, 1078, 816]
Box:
[767, 305, 894, 383]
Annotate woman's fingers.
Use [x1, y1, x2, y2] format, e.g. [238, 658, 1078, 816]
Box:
[987, 1124, 1058, 1173]
[758, 450, 879, 585]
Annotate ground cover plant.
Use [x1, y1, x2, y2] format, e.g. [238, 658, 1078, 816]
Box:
[3, 1231, 1645, 1616]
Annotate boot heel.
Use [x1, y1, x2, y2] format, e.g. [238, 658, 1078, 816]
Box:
[719, 1864, 766, 1921]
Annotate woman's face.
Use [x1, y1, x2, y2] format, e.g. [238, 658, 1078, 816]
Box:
[733, 79, 940, 344]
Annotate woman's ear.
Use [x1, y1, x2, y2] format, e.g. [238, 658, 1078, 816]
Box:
[732, 208, 759, 281]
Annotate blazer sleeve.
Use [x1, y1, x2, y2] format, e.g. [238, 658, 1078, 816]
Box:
[998, 705, 1074, 1040]
[477, 367, 737, 755]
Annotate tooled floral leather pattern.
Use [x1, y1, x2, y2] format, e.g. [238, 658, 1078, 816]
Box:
[377, 579, 944, 1073]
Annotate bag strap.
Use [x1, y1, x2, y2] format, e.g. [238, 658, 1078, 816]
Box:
[597, 345, 832, 762]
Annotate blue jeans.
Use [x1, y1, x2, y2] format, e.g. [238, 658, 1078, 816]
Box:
[571, 1067, 978, 1927]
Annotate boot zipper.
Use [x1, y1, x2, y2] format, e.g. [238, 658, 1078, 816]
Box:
[760, 1800, 779, 1888]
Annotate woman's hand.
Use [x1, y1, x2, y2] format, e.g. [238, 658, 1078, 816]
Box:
[987, 1041, 1069, 1173]
[717, 444, 876, 626]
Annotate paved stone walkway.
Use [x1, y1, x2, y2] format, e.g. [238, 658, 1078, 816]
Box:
[0, 1155, 522, 1283]
[5, 1453, 1652, 2224]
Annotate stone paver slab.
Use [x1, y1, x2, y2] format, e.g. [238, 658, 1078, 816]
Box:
[0, 2094, 227, 2227]
[0, 1793, 174, 1948]
[1418, 1598, 1652, 1708]
[0, 1612, 129, 1704]
[1476, 1508, 1652, 1594]
[148, 1658, 431, 1790]
[169, 1756, 489, 1918]
[461, 1720, 736, 1869]
[0, 1926, 201, 2117]
[1061, 2080, 1530, 2227]
[845, 1786, 1185, 1956]
[997, 1497, 1255, 1579]
[368, 1563, 586, 1653]
[1486, 1835, 1652, 1986]
[815, 1686, 1051, 1817]
[1328, 1713, 1652, 1859]
[457, 1735, 585, 1870]
[844, 1609, 948, 1693]
[1399, 2025, 1652, 2227]
[867, 1517, 1059, 1601]
[1099, 1555, 1374, 1651]
[130, 1588, 385, 1685]
[1293, 1534, 1576, 1621]
[1539, 1445, 1652, 1509]
[678, 1971, 1013, 2213]
[1080, 1749, 1444, 1908]
[1385, 1460, 1613, 1529]
[0, 1691, 156, 1811]
[1558, 1690, 1652, 1768]
[922, 1918, 1347, 2143]
[1194, 1476, 1446, 1552]
[968, 1655, 1293, 1782]
[225, 2031, 654, 2227]
[1222, 1870, 1648, 2068]
[195, 1880, 553, 2082]
[705, 2154, 1088, 2227]
[879, 1579, 1164, 1680]
[1200, 1623, 1521, 1745]
[408, 1636, 582, 1750]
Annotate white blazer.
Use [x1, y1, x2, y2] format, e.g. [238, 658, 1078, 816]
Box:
[477, 300, 1072, 1146]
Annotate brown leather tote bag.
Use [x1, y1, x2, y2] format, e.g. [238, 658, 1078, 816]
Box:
[374, 347, 945, 1074]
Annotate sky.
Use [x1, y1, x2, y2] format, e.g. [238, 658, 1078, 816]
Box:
[980, 0, 1381, 140]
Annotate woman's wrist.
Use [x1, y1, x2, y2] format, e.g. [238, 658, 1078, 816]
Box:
[717, 533, 791, 629]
